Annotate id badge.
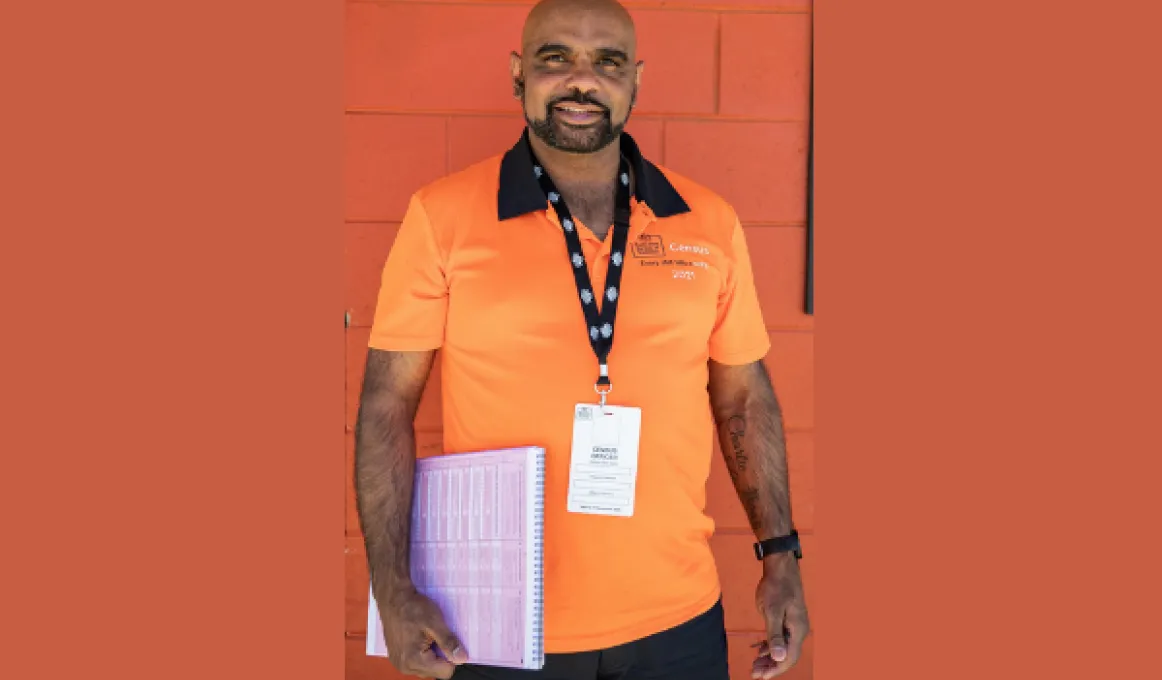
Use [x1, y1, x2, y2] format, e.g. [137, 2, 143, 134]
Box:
[567, 404, 642, 517]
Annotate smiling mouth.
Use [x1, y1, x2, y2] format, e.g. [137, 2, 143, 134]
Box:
[552, 102, 607, 125]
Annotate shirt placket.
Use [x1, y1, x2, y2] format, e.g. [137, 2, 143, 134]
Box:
[629, 199, 656, 242]
[541, 200, 654, 312]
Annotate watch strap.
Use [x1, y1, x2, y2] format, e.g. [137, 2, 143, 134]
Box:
[754, 530, 802, 560]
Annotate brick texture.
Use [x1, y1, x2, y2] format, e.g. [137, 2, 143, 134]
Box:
[448, 115, 527, 174]
[629, 9, 719, 115]
[346, 536, 370, 635]
[665, 121, 809, 223]
[346, 635, 407, 680]
[346, 2, 530, 112]
[345, 221, 398, 328]
[624, 118, 665, 164]
[345, 114, 446, 222]
[720, 13, 812, 119]
[765, 331, 814, 431]
[346, 431, 357, 536]
[345, 1, 814, 677]
[744, 225, 813, 330]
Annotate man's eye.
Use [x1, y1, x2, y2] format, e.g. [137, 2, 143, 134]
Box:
[544, 54, 566, 63]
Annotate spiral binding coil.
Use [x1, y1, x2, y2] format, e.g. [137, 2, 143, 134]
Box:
[530, 451, 546, 666]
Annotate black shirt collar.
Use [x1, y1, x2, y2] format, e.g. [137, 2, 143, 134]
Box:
[497, 128, 690, 221]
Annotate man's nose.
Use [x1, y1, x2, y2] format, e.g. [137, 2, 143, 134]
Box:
[562, 57, 602, 93]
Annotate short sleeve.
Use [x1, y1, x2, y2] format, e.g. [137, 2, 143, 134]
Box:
[708, 215, 770, 365]
[367, 194, 448, 351]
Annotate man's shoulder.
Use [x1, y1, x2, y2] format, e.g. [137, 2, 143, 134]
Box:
[413, 154, 504, 211]
[646, 162, 740, 242]
[647, 162, 738, 223]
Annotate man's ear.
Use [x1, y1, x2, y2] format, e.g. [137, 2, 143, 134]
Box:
[635, 60, 645, 88]
[510, 51, 525, 99]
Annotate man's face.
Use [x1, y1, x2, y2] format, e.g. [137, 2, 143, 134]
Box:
[513, 5, 642, 154]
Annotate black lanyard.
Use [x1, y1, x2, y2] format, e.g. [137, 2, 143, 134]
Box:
[529, 150, 633, 406]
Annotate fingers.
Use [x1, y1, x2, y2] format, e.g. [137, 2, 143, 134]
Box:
[751, 637, 786, 680]
[391, 598, 469, 680]
[752, 609, 810, 679]
[424, 618, 469, 665]
[750, 603, 788, 680]
[418, 645, 458, 680]
[400, 641, 460, 680]
[768, 621, 789, 663]
[782, 609, 809, 669]
[752, 645, 780, 679]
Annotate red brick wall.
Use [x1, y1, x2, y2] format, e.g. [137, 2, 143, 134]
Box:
[343, 2, 814, 678]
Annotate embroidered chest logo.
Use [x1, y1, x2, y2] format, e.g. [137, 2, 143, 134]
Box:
[631, 234, 665, 258]
[634, 236, 713, 280]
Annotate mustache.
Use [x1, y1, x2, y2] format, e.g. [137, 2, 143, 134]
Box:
[547, 91, 610, 114]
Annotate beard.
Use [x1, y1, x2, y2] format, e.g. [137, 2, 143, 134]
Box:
[522, 85, 636, 154]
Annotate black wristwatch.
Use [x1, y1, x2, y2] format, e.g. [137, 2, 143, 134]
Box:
[754, 530, 802, 560]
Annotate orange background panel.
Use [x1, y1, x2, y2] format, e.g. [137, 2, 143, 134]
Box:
[345, 114, 447, 222]
[719, 13, 813, 119]
[346, 636, 407, 680]
[346, 537, 371, 636]
[765, 331, 815, 430]
[344, 1, 814, 677]
[628, 9, 719, 115]
[744, 226, 814, 330]
[448, 115, 528, 174]
[345, 222, 399, 328]
[665, 121, 809, 223]
[345, 2, 530, 112]
[623, 118, 666, 164]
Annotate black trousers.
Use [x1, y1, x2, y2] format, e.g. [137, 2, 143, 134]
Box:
[452, 598, 730, 680]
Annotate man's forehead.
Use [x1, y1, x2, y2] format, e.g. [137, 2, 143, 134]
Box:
[521, 0, 636, 54]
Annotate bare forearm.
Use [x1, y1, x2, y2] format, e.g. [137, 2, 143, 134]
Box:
[355, 403, 416, 602]
[354, 350, 433, 605]
[711, 363, 793, 539]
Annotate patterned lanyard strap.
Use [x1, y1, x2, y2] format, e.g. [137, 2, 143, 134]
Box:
[529, 151, 633, 407]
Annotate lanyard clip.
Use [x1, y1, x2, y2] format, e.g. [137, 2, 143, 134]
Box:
[595, 363, 611, 408]
[594, 381, 612, 408]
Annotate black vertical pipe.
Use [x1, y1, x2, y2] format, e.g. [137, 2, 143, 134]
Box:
[805, 12, 814, 316]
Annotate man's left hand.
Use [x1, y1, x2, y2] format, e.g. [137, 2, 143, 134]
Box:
[751, 554, 810, 679]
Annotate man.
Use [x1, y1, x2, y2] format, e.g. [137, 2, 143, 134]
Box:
[354, 0, 809, 678]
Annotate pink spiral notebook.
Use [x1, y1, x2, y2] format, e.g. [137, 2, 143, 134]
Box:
[366, 446, 546, 670]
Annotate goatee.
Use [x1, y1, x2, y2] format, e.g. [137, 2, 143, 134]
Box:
[523, 87, 636, 154]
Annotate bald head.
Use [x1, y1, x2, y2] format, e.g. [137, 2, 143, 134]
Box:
[511, 0, 643, 153]
[521, 0, 636, 55]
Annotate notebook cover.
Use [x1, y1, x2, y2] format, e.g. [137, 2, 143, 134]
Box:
[366, 446, 545, 670]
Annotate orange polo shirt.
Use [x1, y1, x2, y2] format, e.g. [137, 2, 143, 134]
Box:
[368, 130, 769, 653]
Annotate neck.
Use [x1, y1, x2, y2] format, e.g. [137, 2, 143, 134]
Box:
[528, 132, 621, 186]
